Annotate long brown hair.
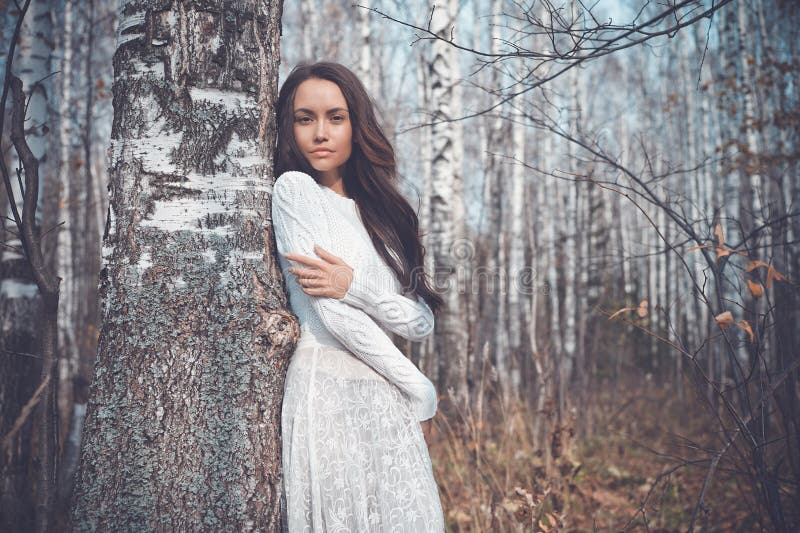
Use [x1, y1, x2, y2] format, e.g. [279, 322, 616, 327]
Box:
[274, 61, 443, 314]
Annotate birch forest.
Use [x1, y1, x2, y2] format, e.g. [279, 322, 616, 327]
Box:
[1, 0, 798, 531]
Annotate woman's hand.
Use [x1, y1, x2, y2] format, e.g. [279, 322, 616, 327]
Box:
[285, 244, 354, 299]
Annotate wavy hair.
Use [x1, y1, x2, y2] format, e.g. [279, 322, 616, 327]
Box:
[274, 61, 443, 314]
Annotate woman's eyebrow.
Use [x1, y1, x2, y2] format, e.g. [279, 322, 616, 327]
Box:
[293, 107, 349, 114]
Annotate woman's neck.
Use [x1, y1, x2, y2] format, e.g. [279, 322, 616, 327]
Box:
[318, 171, 349, 198]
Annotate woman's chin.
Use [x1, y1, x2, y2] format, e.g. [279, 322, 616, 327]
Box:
[310, 161, 345, 173]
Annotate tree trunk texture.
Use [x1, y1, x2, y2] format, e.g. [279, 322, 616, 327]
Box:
[428, 0, 469, 408]
[300, 0, 320, 61]
[354, 0, 371, 94]
[69, 1, 287, 530]
[415, 47, 435, 380]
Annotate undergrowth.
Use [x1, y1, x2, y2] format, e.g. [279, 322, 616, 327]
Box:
[428, 372, 764, 532]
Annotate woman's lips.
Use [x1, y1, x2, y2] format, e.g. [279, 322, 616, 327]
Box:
[312, 150, 333, 157]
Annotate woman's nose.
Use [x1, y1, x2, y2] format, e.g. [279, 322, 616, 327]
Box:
[314, 121, 328, 141]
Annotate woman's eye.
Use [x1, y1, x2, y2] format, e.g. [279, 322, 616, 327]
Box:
[332, 115, 344, 122]
[296, 117, 311, 123]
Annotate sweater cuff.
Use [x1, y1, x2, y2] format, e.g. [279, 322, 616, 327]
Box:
[340, 269, 381, 310]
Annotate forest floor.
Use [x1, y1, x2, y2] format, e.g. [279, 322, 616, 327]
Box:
[428, 371, 766, 532]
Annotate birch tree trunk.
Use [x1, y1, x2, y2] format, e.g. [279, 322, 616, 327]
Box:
[415, 48, 436, 380]
[506, 110, 525, 400]
[50, 0, 80, 511]
[74, 0, 103, 420]
[52, 0, 118, 513]
[300, 0, 320, 61]
[765, 0, 800, 492]
[428, 0, 469, 407]
[558, 64, 578, 419]
[482, 0, 511, 404]
[355, 0, 371, 94]
[69, 2, 287, 529]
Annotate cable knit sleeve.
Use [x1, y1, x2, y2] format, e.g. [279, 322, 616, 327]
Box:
[271, 171, 438, 421]
[340, 268, 435, 342]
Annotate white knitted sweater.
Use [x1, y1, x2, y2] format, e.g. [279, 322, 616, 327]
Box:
[271, 170, 437, 421]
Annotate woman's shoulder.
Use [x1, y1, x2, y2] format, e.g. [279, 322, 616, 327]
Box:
[275, 170, 317, 190]
[272, 171, 323, 206]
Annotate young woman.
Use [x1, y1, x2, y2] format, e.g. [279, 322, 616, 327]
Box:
[271, 61, 446, 531]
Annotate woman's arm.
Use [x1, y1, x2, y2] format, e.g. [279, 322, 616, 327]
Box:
[288, 250, 435, 342]
[271, 170, 437, 421]
[340, 269, 434, 342]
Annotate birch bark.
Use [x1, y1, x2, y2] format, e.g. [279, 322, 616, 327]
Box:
[429, 0, 469, 406]
[70, 2, 286, 529]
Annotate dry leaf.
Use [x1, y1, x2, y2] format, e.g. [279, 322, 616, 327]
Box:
[716, 246, 749, 260]
[609, 300, 648, 320]
[688, 244, 713, 252]
[745, 260, 788, 288]
[608, 306, 634, 320]
[714, 222, 725, 247]
[746, 260, 770, 272]
[747, 279, 763, 298]
[715, 311, 734, 328]
[546, 511, 562, 527]
[766, 266, 787, 289]
[737, 320, 755, 343]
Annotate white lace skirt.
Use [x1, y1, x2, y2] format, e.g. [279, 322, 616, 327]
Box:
[280, 330, 446, 533]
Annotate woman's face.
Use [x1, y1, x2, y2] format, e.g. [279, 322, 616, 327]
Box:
[292, 78, 353, 184]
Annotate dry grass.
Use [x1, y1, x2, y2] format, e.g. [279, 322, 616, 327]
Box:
[427, 373, 764, 532]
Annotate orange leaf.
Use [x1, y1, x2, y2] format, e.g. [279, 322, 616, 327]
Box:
[747, 279, 763, 298]
[746, 260, 788, 288]
[766, 265, 787, 289]
[714, 222, 725, 248]
[716, 247, 733, 258]
[609, 299, 649, 320]
[715, 311, 734, 328]
[609, 306, 634, 320]
[688, 244, 713, 252]
[717, 246, 750, 260]
[746, 260, 770, 272]
[737, 320, 755, 343]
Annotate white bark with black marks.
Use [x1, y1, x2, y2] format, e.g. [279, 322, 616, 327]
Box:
[70, 1, 288, 530]
[428, 0, 469, 407]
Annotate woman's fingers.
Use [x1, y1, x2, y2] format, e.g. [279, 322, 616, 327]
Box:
[284, 251, 327, 270]
[313, 244, 344, 264]
[289, 266, 322, 278]
[300, 285, 333, 297]
[285, 246, 351, 299]
[294, 272, 345, 298]
[286, 245, 351, 270]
